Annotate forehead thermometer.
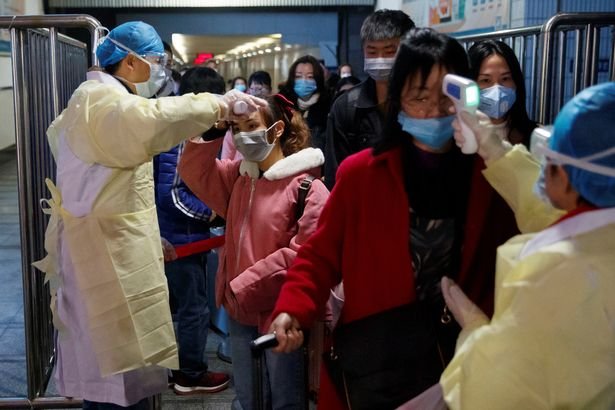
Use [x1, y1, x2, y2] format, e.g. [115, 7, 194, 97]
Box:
[443, 74, 480, 154]
[233, 100, 249, 115]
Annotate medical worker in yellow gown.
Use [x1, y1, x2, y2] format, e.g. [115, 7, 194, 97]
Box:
[32, 21, 265, 409]
[437, 82, 615, 409]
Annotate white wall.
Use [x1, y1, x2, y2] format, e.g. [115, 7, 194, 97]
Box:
[376, 0, 403, 10]
[0, 0, 43, 150]
[0, 53, 15, 150]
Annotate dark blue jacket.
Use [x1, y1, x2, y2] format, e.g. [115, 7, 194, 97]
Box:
[154, 142, 211, 246]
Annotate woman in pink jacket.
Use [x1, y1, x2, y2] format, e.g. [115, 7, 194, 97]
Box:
[179, 94, 329, 410]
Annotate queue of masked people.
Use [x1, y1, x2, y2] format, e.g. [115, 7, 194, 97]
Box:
[31, 7, 614, 410]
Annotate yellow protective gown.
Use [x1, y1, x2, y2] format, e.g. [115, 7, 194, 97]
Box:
[482, 144, 562, 233]
[33, 71, 220, 405]
[440, 146, 615, 409]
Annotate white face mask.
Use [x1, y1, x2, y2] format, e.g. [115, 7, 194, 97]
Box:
[104, 36, 168, 98]
[233, 121, 280, 162]
[364, 57, 396, 82]
[133, 55, 168, 98]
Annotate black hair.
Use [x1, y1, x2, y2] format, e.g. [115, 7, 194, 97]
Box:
[333, 75, 361, 100]
[360, 9, 415, 44]
[375, 28, 470, 154]
[162, 40, 172, 54]
[179, 67, 225, 95]
[171, 69, 181, 83]
[468, 40, 536, 146]
[231, 76, 247, 89]
[282, 55, 328, 101]
[248, 70, 272, 88]
[103, 60, 122, 75]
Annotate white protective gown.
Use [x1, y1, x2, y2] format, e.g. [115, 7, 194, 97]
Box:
[34, 71, 220, 405]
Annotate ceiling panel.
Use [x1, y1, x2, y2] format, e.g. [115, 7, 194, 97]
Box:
[172, 33, 287, 64]
[50, 0, 374, 7]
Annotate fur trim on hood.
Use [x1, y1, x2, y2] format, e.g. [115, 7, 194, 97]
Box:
[239, 148, 324, 180]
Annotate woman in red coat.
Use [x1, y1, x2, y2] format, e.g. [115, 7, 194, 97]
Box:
[270, 28, 520, 409]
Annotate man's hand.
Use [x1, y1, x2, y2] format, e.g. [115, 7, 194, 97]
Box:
[161, 237, 177, 262]
[269, 313, 304, 353]
[441, 276, 488, 330]
[453, 110, 512, 163]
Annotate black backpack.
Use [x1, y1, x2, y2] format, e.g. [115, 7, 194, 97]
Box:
[295, 175, 316, 221]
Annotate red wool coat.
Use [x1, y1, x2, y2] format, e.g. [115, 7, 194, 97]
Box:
[272, 146, 518, 409]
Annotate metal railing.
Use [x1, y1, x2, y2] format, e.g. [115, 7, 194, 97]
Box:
[456, 12, 615, 124]
[0, 14, 101, 409]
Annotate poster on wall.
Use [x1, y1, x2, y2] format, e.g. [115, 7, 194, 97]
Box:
[403, 0, 510, 36]
[1, 0, 27, 51]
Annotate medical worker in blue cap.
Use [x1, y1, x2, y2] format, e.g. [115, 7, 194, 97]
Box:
[404, 82, 615, 409]
[33, 21, 264, 409]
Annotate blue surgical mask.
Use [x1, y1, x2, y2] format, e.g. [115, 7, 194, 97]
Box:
[234, 83, 247, 92]
[294, 79, 317, 99]
[479, 84, 517, 120]
[397, 111, 455, 150]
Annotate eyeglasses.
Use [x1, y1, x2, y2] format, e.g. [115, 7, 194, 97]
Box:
[530, 125, 615, 177]
[529, 126, 553, 164]
[103, 36, 168, 67]
[138, 53, 168, 67]
[249, 86, 270, 95]
[405, 96, 454, 114]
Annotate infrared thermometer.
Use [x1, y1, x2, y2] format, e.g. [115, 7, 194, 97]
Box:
[442, 74, 480, 154]
[233, 100, 248, 115]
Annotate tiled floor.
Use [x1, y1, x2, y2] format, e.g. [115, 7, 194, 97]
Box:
[0, 146, 236, 408]
[0, 146, 27, 398]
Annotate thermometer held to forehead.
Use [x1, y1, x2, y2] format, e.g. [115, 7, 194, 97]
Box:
[443, 74, 480, 154]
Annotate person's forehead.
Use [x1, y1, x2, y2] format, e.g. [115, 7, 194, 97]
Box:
[296, 63, 314, 72]
[364, 38, 400, 49]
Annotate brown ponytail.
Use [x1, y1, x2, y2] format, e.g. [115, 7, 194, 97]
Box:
[261, 94, 311, 156]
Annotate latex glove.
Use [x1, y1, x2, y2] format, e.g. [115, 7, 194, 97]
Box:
[161, 237, 177, 262]
[441, 276, 488, 330]
[396, 383, 447, 410]
[453, 110, 512, 163]
[216, 89, 268, 121]
[269, 312, 304, 353]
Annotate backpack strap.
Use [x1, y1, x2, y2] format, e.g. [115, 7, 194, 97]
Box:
[296, 175, 316, 221]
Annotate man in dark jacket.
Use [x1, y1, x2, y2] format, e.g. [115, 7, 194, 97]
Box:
[324, 9, 414, 189]
[154, 67, 231, 395]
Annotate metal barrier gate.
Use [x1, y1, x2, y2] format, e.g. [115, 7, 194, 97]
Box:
[0, 9, 614, 410]
[456, 12, 615, 124]
[0, 14, 100, 409]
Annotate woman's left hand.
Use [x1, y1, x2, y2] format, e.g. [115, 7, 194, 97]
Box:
[269, 313, 304, 353]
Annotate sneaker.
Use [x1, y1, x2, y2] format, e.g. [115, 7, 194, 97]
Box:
[173, 371, 230, 395]
[167, 372, 175, 388]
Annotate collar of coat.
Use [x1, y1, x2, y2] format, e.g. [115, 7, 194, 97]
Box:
[239, 147, 324, 181]
[520, 206, 615, 259]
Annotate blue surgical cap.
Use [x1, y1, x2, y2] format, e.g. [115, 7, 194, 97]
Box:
[550, 82, 615, 207]
[96, 21, 163, 68]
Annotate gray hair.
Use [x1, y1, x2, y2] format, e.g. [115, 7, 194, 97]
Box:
[360, 9, 415, 44]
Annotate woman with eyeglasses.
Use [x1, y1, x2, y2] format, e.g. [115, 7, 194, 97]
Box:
[269, 28, 525, 409]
